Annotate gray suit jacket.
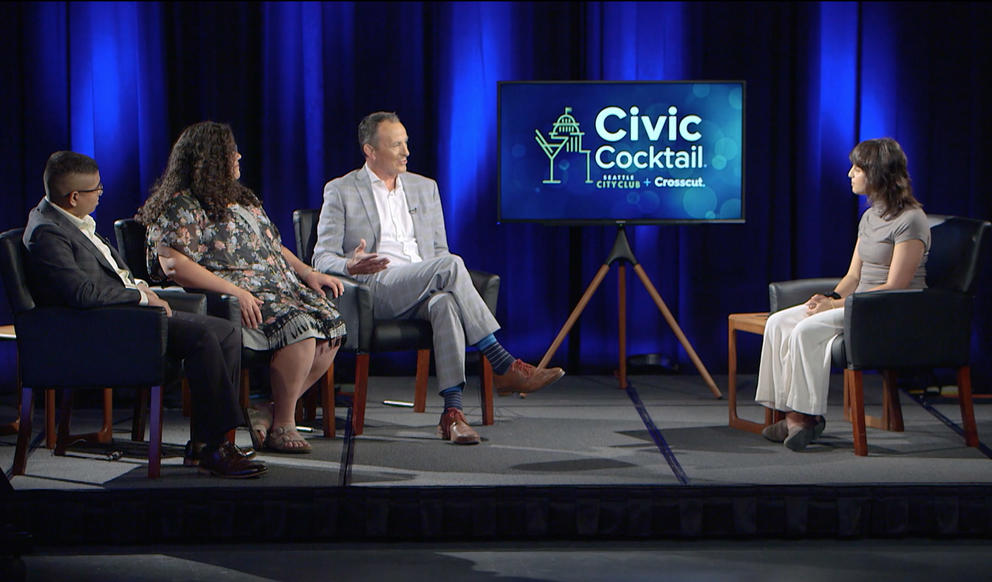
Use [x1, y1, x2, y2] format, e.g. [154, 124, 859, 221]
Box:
[313, 168, 450, 275]
[22, 198, 143, 308]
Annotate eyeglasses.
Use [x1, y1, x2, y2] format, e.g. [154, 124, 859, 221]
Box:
[76, 183, 104, 194]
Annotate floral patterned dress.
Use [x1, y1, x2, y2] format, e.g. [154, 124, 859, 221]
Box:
[145, 191, 345, 350]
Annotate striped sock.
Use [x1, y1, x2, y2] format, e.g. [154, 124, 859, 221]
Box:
[476, 334, 515, 375]
[440, 385, 464, 410]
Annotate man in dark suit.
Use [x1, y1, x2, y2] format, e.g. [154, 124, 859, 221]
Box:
[22, 151, 266, 478]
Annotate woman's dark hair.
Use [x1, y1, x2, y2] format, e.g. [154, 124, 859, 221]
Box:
[136, 121, 259, 224]
[849, 137, 920, 217]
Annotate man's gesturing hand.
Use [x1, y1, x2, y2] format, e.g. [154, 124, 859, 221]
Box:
[346, 239, 389, 275]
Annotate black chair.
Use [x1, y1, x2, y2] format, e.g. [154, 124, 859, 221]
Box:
[293, 208, 500, 435]
[0, 228, 205, 478]
[114, 218, 338, 437]
[766, 214, 989, 455]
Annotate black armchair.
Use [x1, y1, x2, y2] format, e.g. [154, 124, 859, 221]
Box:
[292, 208, 500, 435]
[0, 228, 204, 478]
[765, 215, 989, 455]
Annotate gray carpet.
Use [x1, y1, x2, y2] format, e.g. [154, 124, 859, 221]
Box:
[2, 373, 989, 490]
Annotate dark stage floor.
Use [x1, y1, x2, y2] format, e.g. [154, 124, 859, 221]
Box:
[1, 373, 990, 544]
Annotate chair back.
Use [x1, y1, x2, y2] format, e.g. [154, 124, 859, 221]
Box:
[0, 228, 35, 315]
[925, 215, 991, 294]
[293, 208, 320, 265]
[113, 218, 153, 282]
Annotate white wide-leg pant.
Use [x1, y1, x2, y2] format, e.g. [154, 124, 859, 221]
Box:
[754, 304, 844, 416]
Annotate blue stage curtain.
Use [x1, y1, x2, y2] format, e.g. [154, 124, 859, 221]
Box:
[1, 1, 990, 390]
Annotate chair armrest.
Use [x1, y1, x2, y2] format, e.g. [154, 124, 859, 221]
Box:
[768, 278, 842, 312]
[844, 288, 973, 369]
[183, 288, 241, 323]
[155, 289, 207, 315]
[15, 305, 168, 387]
[469, 269, 500, 314]
[329, 275, 371, 352]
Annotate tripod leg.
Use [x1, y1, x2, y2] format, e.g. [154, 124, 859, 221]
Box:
[617, 264, 627, 389]
[632, 264, 723, 398]
[539, 264, 611, 369]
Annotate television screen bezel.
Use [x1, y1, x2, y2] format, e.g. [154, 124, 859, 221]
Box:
[496, 79, 746, 226]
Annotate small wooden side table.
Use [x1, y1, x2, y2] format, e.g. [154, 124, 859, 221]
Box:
[727, 313, 782, 433]
[0, 324, 19, 436]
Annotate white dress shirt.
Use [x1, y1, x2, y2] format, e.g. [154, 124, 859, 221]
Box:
[364, 164, 422, 266]
[52, 203, 148, 304]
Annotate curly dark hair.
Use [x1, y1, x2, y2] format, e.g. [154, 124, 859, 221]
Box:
[849, 137, 920, 218]
[136, 121, 259, 224]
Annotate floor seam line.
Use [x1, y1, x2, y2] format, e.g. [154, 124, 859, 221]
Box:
[625, 381, 690, 485]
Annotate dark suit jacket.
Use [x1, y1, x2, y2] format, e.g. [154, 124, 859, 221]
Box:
[22, 198, 143, 308]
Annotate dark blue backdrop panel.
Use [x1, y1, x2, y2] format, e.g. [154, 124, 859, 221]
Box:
[0, 1, 990, 395]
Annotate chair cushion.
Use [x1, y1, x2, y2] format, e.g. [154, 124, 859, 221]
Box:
[370, 319, 434, 352]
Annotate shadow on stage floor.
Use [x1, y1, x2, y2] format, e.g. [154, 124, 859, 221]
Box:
[1, 373, 990, 544]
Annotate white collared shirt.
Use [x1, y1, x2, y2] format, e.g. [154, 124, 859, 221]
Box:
[364, 163, 422, 265]
[51, 203, 148, 305]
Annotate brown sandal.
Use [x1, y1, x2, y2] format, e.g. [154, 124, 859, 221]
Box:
[265, 425, 312, 454]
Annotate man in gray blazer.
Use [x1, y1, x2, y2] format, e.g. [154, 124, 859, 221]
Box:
[314, 112, 564, 445]
[23, 151, 266, 478]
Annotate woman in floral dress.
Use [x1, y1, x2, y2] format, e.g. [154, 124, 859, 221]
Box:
[137, 121, 346, 453]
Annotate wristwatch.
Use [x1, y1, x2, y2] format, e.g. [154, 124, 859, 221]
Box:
[823, 291, 842, 300]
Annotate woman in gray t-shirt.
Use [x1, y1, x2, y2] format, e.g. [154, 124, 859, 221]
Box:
[754, 138, 929, 451]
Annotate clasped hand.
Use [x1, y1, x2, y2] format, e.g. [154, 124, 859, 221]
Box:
[804, 293, 835, 316]
[346, 239, 389, 275]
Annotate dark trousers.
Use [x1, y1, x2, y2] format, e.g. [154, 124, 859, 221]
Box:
[167, 311, 243, 444]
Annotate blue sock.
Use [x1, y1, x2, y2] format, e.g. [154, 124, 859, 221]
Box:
[476, 334, 515, 375]
[440, 385, 464, 411]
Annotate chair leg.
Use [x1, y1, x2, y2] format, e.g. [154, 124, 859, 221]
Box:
[239, 366, 251, 408]
[321, 362, 336, 438]
[957, 366, 979, 447]
[413, 349, 430, 413]
[97, 388, 113, 443]
[54, 389, 74, 456]
[132, 387, 148, 442]
[45, 389, 56, 449]
[303, 384, 319, 423]
[845, 369, 868, 456]
[881, 370, 904, 432]
[481, 357, 494, 426]
[352, 354, 370, 435]
[843, 376, 852, 423]
[148, 385, 163, 479]
[181, 379, 192, 418]
[13, 386, 33, 475]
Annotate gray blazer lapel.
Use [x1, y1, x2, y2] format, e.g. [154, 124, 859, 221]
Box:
[354, 170, 381, 250]
[403, 179, 431, 260]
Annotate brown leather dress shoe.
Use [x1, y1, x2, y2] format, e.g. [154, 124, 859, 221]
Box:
[436, 408, 480, 445]
[494, 359, 565, 395]
[198, 442, 268, 478]
[184, 440, 256, 467]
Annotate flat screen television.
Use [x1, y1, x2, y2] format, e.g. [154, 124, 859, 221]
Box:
[498, 80, 745, 224]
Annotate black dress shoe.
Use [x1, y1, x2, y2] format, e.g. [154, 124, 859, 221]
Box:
[184, 440, 255, 467]
[198, 442, 267, 478]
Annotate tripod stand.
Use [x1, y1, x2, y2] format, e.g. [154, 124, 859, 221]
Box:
[538, 225, 723, 397]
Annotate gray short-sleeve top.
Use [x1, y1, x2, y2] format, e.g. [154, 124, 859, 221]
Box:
[856, 204, 930, 292]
